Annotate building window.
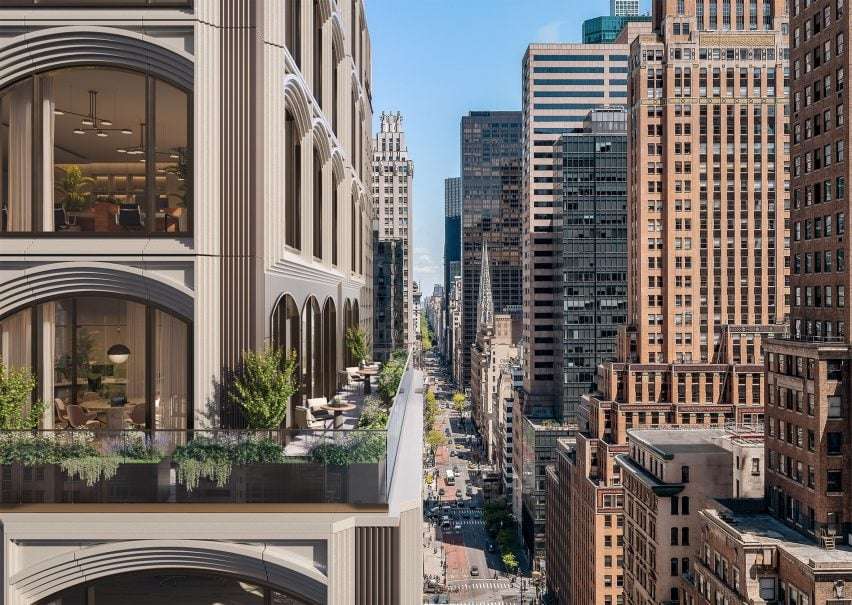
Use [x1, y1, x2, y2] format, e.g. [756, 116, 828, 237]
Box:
[0, 67, 192, 235]
[285, 112, 302, 249]
[313, 148, 323, 259]
[681, 465, 690, 483]
[827, 470, 843, 493]
[286, 0, 302, 69]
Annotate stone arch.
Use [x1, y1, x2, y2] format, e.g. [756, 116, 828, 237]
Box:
[312, 118, 334, 164]
[0, 26, 192, 91]
[11, 540, 326, 605]
[283, 75, 313, 136]
[0, 262, 193, 323]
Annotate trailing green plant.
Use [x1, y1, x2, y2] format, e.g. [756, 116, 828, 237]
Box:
[0, 362, 46, 430]
[60, 456, 120, 487]
[173, 436, 287, 491]
[345, 327, 368, 365]
[54, 165, 94, 212]
[103, 432, 165, 462]
[230, 346, 298, 429]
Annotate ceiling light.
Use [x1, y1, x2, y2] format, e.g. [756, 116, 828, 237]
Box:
[81, 119, 94, 127]
[116, 148, 127, 154]
[96, 131, 108, 138]
[170, 153, 179, 159]
[107, 344, 130, 365]
[121, 129, 133, 135]
[73, 129, 86, 135]
[53, 109, 65, 116]
[100, 119, 113, 127]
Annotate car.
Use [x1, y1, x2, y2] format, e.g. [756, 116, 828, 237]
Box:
[487, 543, 495, 553]
[470, 566, 480, 577]
[465, 485, 473, 495]
[452, 465, 459, 473]
[457, 500, 465, 508]
[454, 523, 462, 532]
[438, 488, 445, 496]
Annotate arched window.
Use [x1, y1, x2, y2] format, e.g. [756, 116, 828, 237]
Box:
[0, 67, 192, 235]
[322, 298, 337, 399]
[0, 296, 190, 430]
[286, 0, 302, 69]
[332, 41, 341, 135]
[302, 297, 322, 399]
[332, 170, 339, 265]
[285, 111, 301, 249]
[313, 0, 323, 106]
[271, 293, 301, 414]
[313, 147, 323, 259]
[350, 194, 357, 272]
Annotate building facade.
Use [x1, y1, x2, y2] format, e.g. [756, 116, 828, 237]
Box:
[611, 0, 640, 17]
[558, 107, 629, 426]
[459, 111, 522, 385]
[0, 1, 423, 603]
[563, 1, 791, 603]
[762, 0, 852, 546]
[372, 111, 415, 349]
[521, 43, 631, 422]
[583, 15, 653, 44]
[372, 235, 405, 361]
[617, 428, 764, 605]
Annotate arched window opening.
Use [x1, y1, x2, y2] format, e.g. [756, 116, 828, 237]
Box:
[331, 171, 339, 265]
[286, 0, 302, 70]
[285, 111, 302, 249]
[322, 298, 337, 400]
[0, 67, 192, 235]
[313, 147, 323, 259]
[302, 297, 322, 400]
[271, 293, 301, 416]
[313, 0, 323, 106]
[350, 195, 357, 273]
[0, 296, 190, 431]
[343, 298, 353, 366]
[332, 42, 341, 135]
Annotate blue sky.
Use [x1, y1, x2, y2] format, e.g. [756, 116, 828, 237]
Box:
[366, 0, 652, 295]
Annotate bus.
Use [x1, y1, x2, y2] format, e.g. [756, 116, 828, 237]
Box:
[444, 469, 455, 485]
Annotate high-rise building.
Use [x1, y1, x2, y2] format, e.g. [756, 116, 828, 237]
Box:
[610, 0, 639, 16]
[0, 2, 424, 603]
[373, 235, 406, 361]
[558, 2, 790, 603]
[763, 0, 852, 545]
[582, 15, 653, 44]
[444, 176, 462, 363]
[557, 107, 628, 426]
[460, 111, 523, 385]
[521, 44, 631, 422]
[373, 111, 415, 349]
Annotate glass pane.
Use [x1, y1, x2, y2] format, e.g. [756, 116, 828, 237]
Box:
[154, 79, 191, 233]
[154, 309, 187, 430]
[0, 307, 31, 370]
[50, 68, 146, 233]
[0, 79, 33, 232]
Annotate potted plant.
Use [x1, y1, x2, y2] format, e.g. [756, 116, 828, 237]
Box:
[229, 346, 299, 430]
[55, 165, 94, 213]
[86, 370, 103, 393]
[345, 327, 368, 368]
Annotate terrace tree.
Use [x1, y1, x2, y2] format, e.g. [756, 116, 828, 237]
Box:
[0, 361, 45, 430]
[230, 347, 298, 429]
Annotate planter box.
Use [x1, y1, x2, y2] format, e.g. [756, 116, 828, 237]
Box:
[0, 463, 161, 504]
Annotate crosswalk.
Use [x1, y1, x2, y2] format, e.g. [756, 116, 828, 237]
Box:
[446, 578, 514, 592]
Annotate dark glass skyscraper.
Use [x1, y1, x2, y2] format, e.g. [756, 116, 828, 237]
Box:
[460, 111, 523, 385]
[558, 107, 628, 424]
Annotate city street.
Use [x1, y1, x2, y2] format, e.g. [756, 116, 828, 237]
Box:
[421, 351, 537, 604]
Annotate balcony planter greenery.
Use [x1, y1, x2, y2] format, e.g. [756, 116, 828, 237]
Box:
[173, 436, 287, 492]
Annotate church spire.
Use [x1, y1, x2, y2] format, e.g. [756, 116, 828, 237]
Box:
[476, 241, 494, 333]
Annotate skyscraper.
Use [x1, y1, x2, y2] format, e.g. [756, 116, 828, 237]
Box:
[444, 177, 462, 365]
[556, 2, 790, 603]
[610, 0, 639, 16]
[373, 112, 415, 349]
[460, 111, 523, 386]
[582, 15, 653, 44]
[521, 44, 631, 421]
[557, 107, 628, 427]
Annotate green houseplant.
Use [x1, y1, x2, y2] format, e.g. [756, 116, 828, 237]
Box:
[229, 346, 298, 430]
[0, 361, 46, 430]
[345, 327, 368, 367]
[55, 165, 94, 213]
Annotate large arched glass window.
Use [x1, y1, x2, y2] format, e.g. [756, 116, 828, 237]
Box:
[0, 67, 191, 235]
[271, 293, 301, 415]
[313, 0, 323, 106]
[0, 296, 190, 430]
[332, 170, 339, 265]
